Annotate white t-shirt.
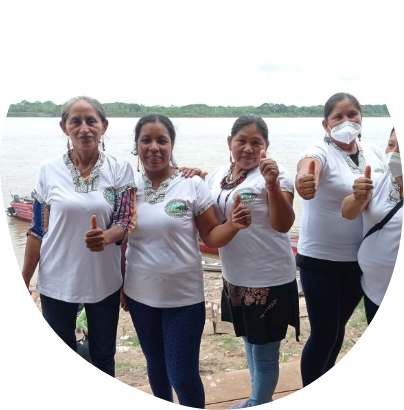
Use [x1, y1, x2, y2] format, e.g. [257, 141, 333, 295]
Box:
[124, 171, 214, 308]
[208, 164, 296, 287]
[297, 137, 386, 262]
[358, 170, 403, 306]
[33, 152, 135, 303]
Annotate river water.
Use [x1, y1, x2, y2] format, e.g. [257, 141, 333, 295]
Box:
[0, 117, 394, 270]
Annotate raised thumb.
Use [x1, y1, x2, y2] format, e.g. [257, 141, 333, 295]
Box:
[308, 160, 316, 175]
[90, 215, 97, 230]
[260, 150, 267, 159]
[233, 193, 241, 209]
[364, 165, 371, 180]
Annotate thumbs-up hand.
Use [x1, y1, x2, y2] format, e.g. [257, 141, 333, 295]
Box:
[352, 165, 373, 202]
[259, 150, 279, 187]
[229, 193, 252, 230]
[296, 160, 317, 200]
[85, 215, 106, 252]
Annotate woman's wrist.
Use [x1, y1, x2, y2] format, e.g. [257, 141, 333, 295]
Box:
[266, 179, 280, 191]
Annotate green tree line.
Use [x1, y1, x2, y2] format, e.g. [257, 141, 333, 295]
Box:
[7, 100, 390, 118]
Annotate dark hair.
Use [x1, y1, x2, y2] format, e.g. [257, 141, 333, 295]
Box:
[230, 114, 269, 143]
[390, 127, 395, 137]
[134, 114, 176, 144]
[324, 93, 362, 121]
[61, 96, 107, 124]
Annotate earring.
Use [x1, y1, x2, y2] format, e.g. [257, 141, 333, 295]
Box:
[171, 155, 178, 169]
[137, 157, 141, 173]
[131, 149, 138, 156]
[101, 135, 105, 151]
[229, 151, 233, 164]
[67, 138, 71, 151]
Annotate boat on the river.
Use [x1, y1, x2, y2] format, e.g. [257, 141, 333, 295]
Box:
[6, 193, 34, 222]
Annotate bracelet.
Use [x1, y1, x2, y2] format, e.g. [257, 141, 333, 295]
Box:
[266, 181, 280, 191]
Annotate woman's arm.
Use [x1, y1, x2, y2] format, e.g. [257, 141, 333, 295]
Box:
[120, 238, 128, 311]
[268, 190, 295, 233]
[341, 165, 373, 220]
[259, 151, 295, 233]
[86, 187, 137, 252]
[341, 194, 371, 220]
[21, 235, 41, 290]
[195, 194, 251, 249]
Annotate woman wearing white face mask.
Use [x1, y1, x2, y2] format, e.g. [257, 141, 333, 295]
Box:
[295, 92, 387, 387]
[342, 128, 403, 324]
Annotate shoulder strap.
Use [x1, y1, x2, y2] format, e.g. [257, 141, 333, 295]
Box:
[362, 198, 403, 242]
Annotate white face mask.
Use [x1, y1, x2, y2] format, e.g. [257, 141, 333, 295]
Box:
[328, 121, 361, 144]
[386, 152, 402, 177]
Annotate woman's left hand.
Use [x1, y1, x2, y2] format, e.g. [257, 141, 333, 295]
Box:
[229, 193, 252, 230]
[179, 167, 208, 179]
[85, 215, 106, 252]
[259, 150, 279, 186]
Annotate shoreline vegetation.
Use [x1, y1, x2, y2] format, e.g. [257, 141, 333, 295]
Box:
[7, 100, 390, 118]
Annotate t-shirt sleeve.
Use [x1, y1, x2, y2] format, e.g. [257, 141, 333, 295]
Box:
[115, 160, 136, 194]
[298, 142, 327, 169]
[194, 177, 214, 217]
[278, 165, 295, 194]
[27, 163, 50, 241]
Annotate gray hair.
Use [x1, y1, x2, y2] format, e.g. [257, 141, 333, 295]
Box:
[61, 96, 107, 124]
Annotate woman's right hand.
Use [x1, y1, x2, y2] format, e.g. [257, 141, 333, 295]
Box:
[120, 288, 128, 312]
[296, 160, 317, 200]
[179, 167, 208, 179]
[353, 166, 373, 202]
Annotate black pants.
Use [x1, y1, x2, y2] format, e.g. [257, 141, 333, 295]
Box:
[365, 295, 383, 337]
[299, 268, 362, 387]
[40, 289, 120, 377]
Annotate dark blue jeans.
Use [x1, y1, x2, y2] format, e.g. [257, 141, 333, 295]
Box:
[300, 268, 362, 386]
[40, 289, 121, 377]
[125, 296, 206, 409]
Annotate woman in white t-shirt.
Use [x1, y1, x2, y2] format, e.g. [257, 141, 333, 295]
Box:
[186, 114, 300, 408]
[121, 114, 251, 409]
[295, 93, 386, 387]
[22, 96, 136, 377]
[342, 128, 402, 324]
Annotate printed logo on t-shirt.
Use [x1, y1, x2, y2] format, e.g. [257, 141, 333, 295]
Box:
[103, 187, 116, 205]
[165, 199, 188, 218]
[233, 188, 257, 205]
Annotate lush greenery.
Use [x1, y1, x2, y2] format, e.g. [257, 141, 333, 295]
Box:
[7, 100, 390, 118]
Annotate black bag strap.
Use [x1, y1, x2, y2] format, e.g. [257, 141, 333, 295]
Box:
[362, 198, 403, 242]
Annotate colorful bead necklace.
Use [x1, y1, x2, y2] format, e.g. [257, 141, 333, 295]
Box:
[217, 164, 251, 223]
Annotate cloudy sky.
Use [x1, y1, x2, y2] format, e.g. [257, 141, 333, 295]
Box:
[1, 0, 387, 108]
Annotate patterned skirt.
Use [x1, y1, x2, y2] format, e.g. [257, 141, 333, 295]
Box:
[221, 278, 300, 345]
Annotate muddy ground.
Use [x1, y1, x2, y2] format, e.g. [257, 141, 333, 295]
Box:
[113, 269, 367, 387]
[30, 258, 368, 388]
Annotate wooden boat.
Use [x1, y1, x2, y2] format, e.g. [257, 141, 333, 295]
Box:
[6, 194, 34, 222]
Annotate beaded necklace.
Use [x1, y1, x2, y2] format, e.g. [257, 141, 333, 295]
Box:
[217, 164, 251, 223]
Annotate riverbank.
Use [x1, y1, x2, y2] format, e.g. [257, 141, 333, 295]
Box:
[28, 266, 367, 388]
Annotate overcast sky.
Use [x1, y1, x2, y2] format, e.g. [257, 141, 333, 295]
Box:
[4, 1, 385, 108]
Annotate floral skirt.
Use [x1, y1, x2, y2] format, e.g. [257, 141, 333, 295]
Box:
[221, 278, 300, 345]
